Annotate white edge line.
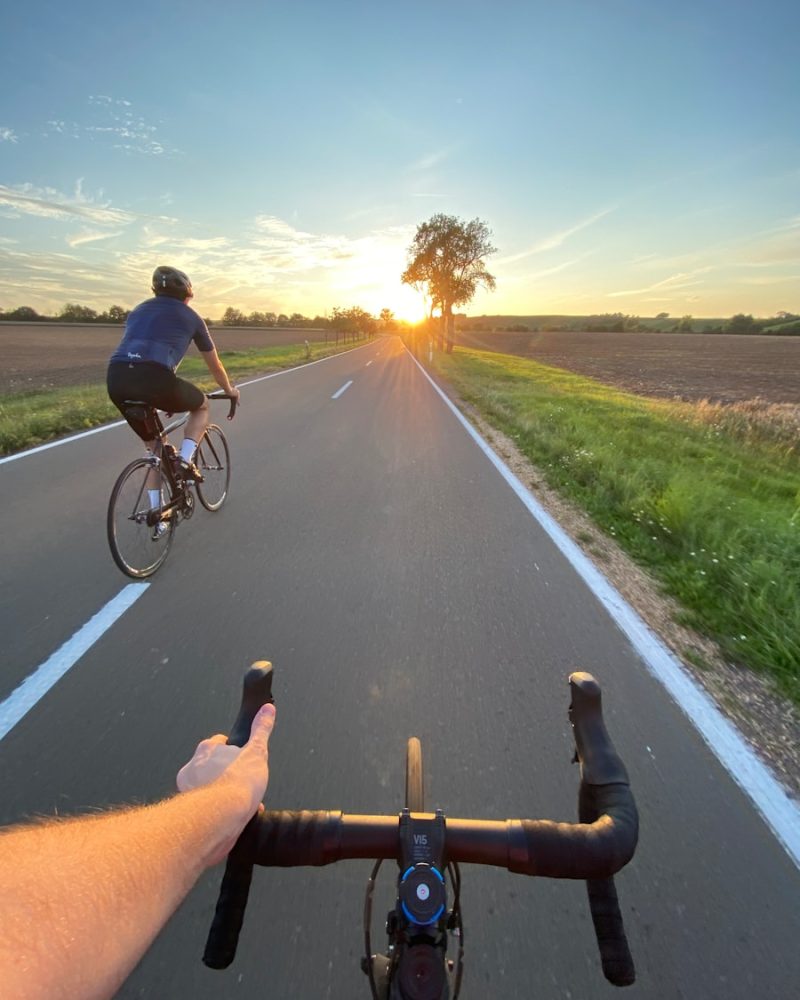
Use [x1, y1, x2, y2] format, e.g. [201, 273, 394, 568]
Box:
[332, 380, 354, 400]
[0, 584, 149, 741]
[405, 347, 800, 870]
[0, 421, 128, 466]
[1, 340, 377, 466]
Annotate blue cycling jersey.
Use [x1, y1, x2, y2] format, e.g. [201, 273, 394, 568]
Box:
[109, 297, 215, 372]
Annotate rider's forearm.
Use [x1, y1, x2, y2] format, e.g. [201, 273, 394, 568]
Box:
[201, 349, 235, 393]
[0, 781, 252, 1000]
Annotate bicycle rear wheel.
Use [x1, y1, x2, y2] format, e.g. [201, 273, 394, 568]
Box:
[195, 424, 230, 511]
[107, 458, 174, 578]
[405, 737, 424, 812]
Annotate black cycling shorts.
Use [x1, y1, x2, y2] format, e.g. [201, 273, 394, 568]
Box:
[107, 361, 205, 441]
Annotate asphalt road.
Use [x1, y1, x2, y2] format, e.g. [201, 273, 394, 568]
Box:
[1, 336, 798, 998]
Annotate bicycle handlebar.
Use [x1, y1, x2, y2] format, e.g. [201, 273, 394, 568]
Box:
[203, 666, 638, 988]
[206, 389, 239, 420]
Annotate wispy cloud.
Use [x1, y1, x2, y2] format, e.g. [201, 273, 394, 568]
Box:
[632, 215, 800, 274]
[740, 273, 800, 286]
[0, 127, 18, 143]
[66, 230, 124, 248]
[608, 267, 714, 298]
[43, 120, 79, 138]
[0, 248, 125, 299]
[527, 256, 590, 281]
[38, 96, 178, 156]
[409, 148, 451, 171]
[112, 218, 418, 316]
[89, 95, 132, 108]
[0, 181, 136, 226]
[496, 207, 616, 266]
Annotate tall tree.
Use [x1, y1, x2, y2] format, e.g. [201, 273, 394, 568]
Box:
[402, 215, 496, 352]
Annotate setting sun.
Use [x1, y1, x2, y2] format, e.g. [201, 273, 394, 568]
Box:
[368, 285, 428, 324]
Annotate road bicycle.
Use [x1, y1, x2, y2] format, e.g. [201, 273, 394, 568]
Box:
[202, 663, 639, 997]
[107, 391, 237, 578]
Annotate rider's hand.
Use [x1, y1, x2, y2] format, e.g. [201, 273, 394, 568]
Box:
[176, 703, 276, 862]
[227, 386, 241, 417]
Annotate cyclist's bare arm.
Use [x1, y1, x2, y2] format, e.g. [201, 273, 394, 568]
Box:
[200, 347, 240, 402]
[0, 705, 275, 1000]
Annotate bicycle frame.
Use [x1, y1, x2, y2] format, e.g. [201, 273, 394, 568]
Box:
[107, 392, 237, 577]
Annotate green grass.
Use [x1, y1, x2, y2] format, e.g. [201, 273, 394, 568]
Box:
[430, 347, 800, 704]
[0, 339, 359, 456]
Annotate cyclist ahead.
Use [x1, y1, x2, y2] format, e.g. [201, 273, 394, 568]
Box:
[107, 266, 240, 481]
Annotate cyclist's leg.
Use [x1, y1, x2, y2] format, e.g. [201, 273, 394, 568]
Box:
[165, 376, 208, 461]
[184, 397, 209, 457]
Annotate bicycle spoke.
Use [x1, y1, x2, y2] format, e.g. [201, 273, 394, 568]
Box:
[107, 459, 174, 578]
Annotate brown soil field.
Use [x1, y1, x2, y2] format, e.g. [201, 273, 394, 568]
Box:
[0, 323, 329, 395]
[456, 329, 800, 405]
[4, 324, 800, 405]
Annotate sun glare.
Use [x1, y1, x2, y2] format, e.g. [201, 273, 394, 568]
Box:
[372, 284, 428, 324]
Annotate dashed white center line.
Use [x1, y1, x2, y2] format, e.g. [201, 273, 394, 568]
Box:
[332, 380, 353, 399]
[365, 360, 373, 367]
[0, 584, 149, 741]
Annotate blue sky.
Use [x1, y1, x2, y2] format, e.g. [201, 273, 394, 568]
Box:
[1, 0, 798, 320]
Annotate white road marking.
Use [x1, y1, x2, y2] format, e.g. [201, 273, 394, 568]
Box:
[366, 360, 373, 367]
[332, 380, 353, 399]
[406, 347, 800, 870]
[1, 341, 377, 465]
[0, 584, 149, 741]
[0, 421, 128, 466]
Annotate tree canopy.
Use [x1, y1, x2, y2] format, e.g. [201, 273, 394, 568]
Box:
[402, 214, 496, 351]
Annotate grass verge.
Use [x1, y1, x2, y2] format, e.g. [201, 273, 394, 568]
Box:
[0, 339, 360, 456]
[429, 347, 800, 704]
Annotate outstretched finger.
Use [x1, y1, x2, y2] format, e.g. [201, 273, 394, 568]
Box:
[243, 703, 276, 754]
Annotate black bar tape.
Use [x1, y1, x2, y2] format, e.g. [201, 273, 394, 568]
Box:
[203, 662, 274, 969]
[251, 812, 400, 867]
[586, 878, 636, 986]
[573, 683, 637, 987]
[254, 810, 342, 866]
[202, 817, 258, 969]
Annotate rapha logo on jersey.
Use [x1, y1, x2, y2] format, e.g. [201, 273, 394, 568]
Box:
[413, 834, 428, 846]
[127, 351, 142, 360]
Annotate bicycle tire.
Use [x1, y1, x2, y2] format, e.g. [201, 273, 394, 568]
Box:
[405, 737, 424, 812]
[107, 458, 175, 578]
[195, 424, 230, 511]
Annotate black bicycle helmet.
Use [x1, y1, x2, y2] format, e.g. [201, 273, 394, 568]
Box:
[152, 265, 193, 300]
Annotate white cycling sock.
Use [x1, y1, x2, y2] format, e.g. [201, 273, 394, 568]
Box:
[180, 438, 198, 462]
[148, 489, 161, 509]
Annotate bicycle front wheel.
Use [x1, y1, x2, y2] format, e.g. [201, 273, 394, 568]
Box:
[107, 458, 174, 578]
[195, 424, 230, 511]
[405, 737, 424, 812]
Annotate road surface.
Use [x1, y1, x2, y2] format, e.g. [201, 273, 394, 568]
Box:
[1, 337, 798, 998]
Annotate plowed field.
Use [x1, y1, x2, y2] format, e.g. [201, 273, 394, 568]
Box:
[0, 324, 328, 395]
[3, 324, 800, 404]
[456, 329, 800, 404]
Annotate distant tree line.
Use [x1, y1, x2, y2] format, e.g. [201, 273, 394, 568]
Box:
[0, 303, 403, 334]
[458, 311, 800, 336]
[0, 303, 131, 323]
